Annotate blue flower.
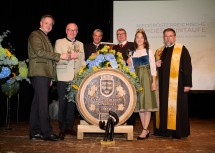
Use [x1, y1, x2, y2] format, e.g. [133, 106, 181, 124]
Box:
[110, 59, 118, 69]
[0, 66, 11, 79]
[105, 53, 115, 61]
[95, 54, 105, 63]
[129, 66, 135, 72]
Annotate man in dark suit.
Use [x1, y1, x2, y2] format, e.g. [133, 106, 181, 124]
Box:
[28, 14, 69, 141]
[112, 28, 134, 62]
[113, 28, 136, 126]
[84, 29, 104, 60]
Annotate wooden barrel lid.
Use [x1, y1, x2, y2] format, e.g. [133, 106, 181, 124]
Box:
[76, 68, 136, 126]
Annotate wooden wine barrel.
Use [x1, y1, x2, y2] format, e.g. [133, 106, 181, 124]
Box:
[76, 68, 136, 126]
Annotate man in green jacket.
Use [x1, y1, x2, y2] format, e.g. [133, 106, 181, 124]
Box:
[28, 14, 69, 141]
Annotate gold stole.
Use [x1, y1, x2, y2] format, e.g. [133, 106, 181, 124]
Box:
[155, 43, 183, 130]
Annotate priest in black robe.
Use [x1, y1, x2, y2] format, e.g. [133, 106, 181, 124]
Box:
[154, 28, 192, 139]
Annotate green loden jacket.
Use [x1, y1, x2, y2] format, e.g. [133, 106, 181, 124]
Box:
[27, 29, 60, 79]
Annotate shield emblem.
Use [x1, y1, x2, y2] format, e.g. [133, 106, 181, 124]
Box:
[100, 75, 114, 97]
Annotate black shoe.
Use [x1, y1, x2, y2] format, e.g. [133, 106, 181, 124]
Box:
[137, 133, 149, 140]
[43, 134, 62, 141]
[30, 133, 44, 140]
[59, 131, 65, 140]
[172, 136, 181, 139]
[137, 136, 146, 140]
[65, 129, 77, 136]
[137, 129, 150, 140]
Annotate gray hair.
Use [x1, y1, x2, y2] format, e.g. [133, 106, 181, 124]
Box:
[93, 29, 103, 37]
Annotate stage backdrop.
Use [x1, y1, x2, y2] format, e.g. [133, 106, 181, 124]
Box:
[113, 0, 215, 90]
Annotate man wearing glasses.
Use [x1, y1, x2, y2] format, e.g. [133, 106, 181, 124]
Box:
[113, 28, 136, 126]
[54, 22, 86, 140]
[154, 28, 192, 139]
[113, 28, 134, 62]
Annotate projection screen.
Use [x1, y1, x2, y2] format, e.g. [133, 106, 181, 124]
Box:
[113, 0, 215, 90]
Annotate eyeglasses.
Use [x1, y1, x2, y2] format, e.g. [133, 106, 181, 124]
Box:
[66, 29, 78, 32]
[164, 35, 175, 38]
[117, 33, 126, 36]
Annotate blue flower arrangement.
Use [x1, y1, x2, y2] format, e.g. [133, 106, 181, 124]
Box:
[0, 30, 29, 98]
[66, 45, 142, 102]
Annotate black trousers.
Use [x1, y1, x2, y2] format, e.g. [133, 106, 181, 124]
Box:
[29, 76, 53, 138]
[57, 81, 76, 131]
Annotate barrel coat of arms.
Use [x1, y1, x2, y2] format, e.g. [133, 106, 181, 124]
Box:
[77, 68, 136, 126]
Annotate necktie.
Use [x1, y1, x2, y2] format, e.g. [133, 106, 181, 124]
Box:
[120, 44, 123, 48]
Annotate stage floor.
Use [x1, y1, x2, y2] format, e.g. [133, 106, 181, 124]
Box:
[0, 116, 215, 153]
